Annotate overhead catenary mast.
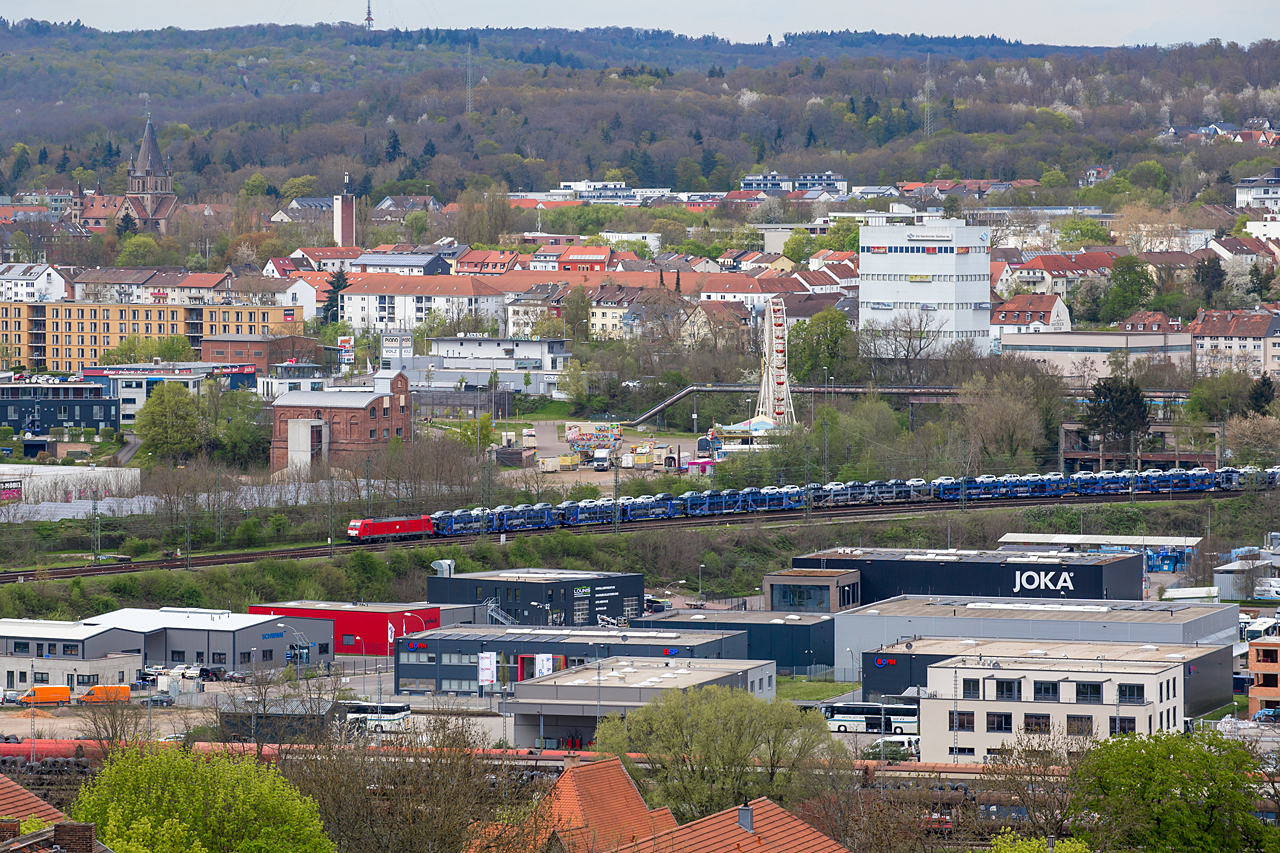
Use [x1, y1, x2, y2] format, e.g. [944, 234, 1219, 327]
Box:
[756, 296, 796, 427]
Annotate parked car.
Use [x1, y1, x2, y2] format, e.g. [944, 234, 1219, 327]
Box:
[224, 671, 251, 683]
[140, 694, 174, 707]
[3, 691, 18, 704]
[203, 666, 227, 682]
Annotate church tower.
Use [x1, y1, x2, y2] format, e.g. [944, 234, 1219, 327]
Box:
[129, 117, 172, 215]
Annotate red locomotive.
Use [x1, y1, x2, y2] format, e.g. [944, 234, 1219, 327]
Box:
[346, 516, 434, 543]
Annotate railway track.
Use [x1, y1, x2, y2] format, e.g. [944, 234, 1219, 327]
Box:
[0, 488, 1234, 585]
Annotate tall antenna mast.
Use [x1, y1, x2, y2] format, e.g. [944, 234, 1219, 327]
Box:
[364, 0, 373, 30]
[923, 55, 936, 138]
[466, 45, 473, 114]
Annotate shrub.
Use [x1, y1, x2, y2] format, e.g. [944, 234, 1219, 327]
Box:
[49, 428, 65, 440]
[67, 428, 82, 442]
[59, 456, 76, 466]
[268, 514, 290, 537]
[99, 427, 115, 442]
[0, 427, 13, 441]
[120, 537, 159, 558]
[35, 451, 51, 463]
[234, 517, 264, 548]
[82, 427, 96, 440]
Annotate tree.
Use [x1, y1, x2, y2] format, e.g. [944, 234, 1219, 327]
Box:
[942, 195, 962, 218]
[1099, 256, 1155, 324]
[981, 724, 1091, 840]
[116, 211, 137, 238]
[1071, 731, 1270, 853]
[73, 747, 333, 853]
[959, 372, 1044, 473]
[1248, 374, 1275, 414]
[1039, 167, 1068, 187]
[593, 685, 829, 823]
[279, 175, 318, 203]
[322, 270, 348, 324]
[788, 308, 850, 381]
[1225, 413, 1280, 466]
[1057, 217, 1110, 248]
[242, 172, 270, 196]
[782, 228, 815, 265]
[1081, 376, 1149, 455]
[404, 210, 431, 244]
[76, 696, 149, 759]
[384, 130, 402, 163]
[1187, 372, 1253, 421]
[116, 235, 161, 267]
[99, 334, 195, 365]
[134, 382, 202, 462]
[562, 285, 592, 341]
[1194, 254, 1227, 301]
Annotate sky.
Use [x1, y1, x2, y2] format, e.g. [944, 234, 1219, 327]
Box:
[33, 0, 1280, 49]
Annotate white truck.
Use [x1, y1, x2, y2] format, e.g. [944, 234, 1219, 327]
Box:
[592, 448, 612, 471]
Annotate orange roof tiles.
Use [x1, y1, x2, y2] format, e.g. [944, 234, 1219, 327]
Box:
[1187, 309, 1280, 338]
[613, 797, 845, 853]
[342, 274, 504, 298]
[993, 294, 1062, 317]
[0, 773, 64, 826]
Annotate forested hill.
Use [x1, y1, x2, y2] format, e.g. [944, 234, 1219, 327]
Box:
[0, 20, 1099, 68]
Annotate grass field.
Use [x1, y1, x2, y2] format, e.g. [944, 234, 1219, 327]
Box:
[775, 676, 851, 702]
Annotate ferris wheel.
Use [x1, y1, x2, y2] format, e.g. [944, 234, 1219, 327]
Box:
[755, 296, 796, 427]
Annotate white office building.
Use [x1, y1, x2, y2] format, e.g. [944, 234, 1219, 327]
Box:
[857, 219, 992, 351]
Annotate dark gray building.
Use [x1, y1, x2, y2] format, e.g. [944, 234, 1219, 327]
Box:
[422, 569, 645, 626]
[0, 381, 120, 435]
[394, 625, 747, 696]
[628, 610, 835, 670]
[790, 547, 1143, 604]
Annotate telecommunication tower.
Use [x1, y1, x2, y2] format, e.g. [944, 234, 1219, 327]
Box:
[364, 1, 373, 30]
[923, 55, 937, 137]
[756, 296, 796, 427]
[466, 45, 474, 114]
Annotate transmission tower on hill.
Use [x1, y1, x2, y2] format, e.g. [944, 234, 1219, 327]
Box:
[364, 0, 373, 30]
[756, 296, 796, 427]
[923, 54, 937, 137]
[466, 45, 474, 114]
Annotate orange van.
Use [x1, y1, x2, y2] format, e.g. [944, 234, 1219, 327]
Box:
[75, 685, 130, 705]
[17, 685, 70, 706]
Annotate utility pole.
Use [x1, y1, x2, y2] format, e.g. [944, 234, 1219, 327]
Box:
[184, 498, 192, 572]
[91, 489, 100, 563]
[612, 459, 621, 536]
[804, 447, 812, 523]
[365, 457, 372, 518]
[823, 420, 829, 483]
[327, 476, 335, 558]
[214, 469, 223, 545]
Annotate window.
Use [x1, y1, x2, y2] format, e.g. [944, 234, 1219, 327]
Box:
[1076, 683, 1103, 704]
[573, 599, 590, 625]
[623, 597, 639, 618]
[1110, 716, 1137, 735]
[1118, 684, 1145, 705]
[33, 672, 48, 684]
[76, 674, 99, 686]
[987, 713, 1013, 733]
[318, 643, 329, 655]
[962, 678, 979, 699]
[170, 650, 186, 663]
[1066, 715, 1094, 736]
[995, 679, 1022, 702]
[370, 429, 376, 439]
[13, 642, 28, 654]
[343, 634, 355, 646]
[949, 747, 976, 756]
[1034, 681, 1060, 702]
[62, 644, 78, 656]
[240, 652, 252, 664]
[949, 711, 974, 731]
[212, 653, 226, 664]
[261, 649, 273, 662]
[1024, 713, 1052, 733]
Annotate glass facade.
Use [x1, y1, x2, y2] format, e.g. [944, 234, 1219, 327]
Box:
[770, 583, 830, 612]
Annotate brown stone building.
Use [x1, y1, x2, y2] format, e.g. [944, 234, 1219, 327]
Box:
[269, 371, 411, 473]
[200, 334, 322, 375]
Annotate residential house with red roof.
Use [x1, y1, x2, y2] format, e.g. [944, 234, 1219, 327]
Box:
[613, 797, 846, 853]
[528, 245, 569, 271]
[454, 249, 522, 276]
[721, 190, 770, 209]
[1123, 311, 1182, 333]
[1138, 251, 1199, 289]
[1209, 236, 1273, 268]
[700, 275, 808, 308]
[556, 246, 614, 272]
[289, 246, 363, 273]
[1186, 308, 1280, 377]
[990, 294, 1071, 344]
[340, 274, 506, 332]
[682, 299, 752, 349]
[263, 257, 300, 278]
[808, 249, 857, 270]
[1012, 252, 1119, 296]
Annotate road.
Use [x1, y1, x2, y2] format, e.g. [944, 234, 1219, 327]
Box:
[115, 433, 142, 465]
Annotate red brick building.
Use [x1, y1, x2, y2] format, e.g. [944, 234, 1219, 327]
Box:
[269, 371, 411, 473]
[200, 334, 322, 375]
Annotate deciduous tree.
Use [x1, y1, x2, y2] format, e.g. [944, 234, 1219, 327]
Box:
[135, 382, 202, 462]
[1081, 376, 1150, 454]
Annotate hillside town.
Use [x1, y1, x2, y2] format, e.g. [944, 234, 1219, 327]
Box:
[4, 15, 1280, 853]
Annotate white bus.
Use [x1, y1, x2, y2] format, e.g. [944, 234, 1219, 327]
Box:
[1246, 618, 1280, 642]
[821, 702, 920, 734]
[340, 702, 412, 734]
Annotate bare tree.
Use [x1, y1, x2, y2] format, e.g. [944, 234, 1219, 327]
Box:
[76, 698, 150, 759]
[981, 724, 1092, 839]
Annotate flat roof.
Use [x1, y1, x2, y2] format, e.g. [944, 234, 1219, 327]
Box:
[638, 611, 834, 626]
[844, 595, 1235, 624]
[802, 547, 1132, 566]
[999, 533, 1203, 548]
[83, 607, 284, 634]
[930, 655, 1180, 675]
[0, 618, 113, 641]
[405, 626, 739, 645]
[457, 568, 637, 583]
[767, 568, 859, 578]
[255, 600, 441, 614]
[520, 656, 767, 689]
[874, 637, 1221, 662]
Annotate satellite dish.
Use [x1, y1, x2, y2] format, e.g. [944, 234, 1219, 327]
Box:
[620, 634, 629, 643]
[905, 642, 913, 650]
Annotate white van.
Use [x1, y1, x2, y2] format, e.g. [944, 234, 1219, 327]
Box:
[869, 735, 920, 758]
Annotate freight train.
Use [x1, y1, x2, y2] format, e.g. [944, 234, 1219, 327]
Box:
[345, 464, 1274, 543]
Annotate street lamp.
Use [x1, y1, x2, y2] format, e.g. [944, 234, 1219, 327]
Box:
[846, 647, 857, 688]
[276, 622, 309, 669]
[699, 564, 704, 602]
[405, 612, 428, 633]
[356, 636, 366, 700]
